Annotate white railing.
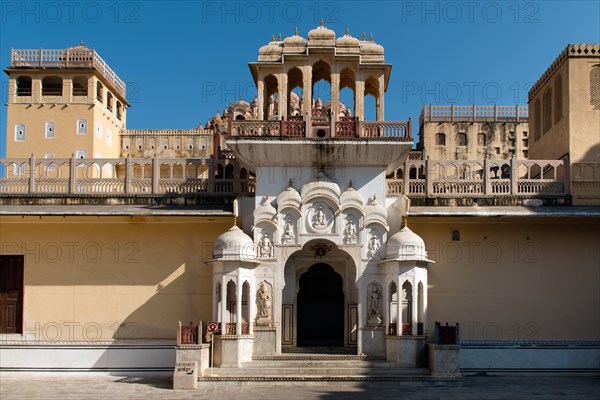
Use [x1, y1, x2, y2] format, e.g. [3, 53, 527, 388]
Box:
[11, 48, 126, 98]
[0, 156, 253, 196]
[387, 159, 569, 198]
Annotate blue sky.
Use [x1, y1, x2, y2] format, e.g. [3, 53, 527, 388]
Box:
[1, 0, 599, 156]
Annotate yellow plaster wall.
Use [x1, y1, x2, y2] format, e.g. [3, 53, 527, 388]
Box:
[0, 215, 231, 340]
[411, 217, 600, 341]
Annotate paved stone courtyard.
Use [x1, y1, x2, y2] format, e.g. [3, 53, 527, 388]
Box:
[1, 374, 599, 400]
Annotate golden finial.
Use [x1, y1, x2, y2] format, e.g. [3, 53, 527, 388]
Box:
[79, 40, 85, 47]
[348, 180, 353, 188]
[271, 34, 275, 42]
[362, 32, 366, 40]
[288, 179, 293, 187]
[278, 33, 282, 41]
[369, 33, 373, 42]
[345, 27, 349, 36]
[320, 19, 324, 27]
[401, 215, 408, 229]
[295, 27, 298, 36]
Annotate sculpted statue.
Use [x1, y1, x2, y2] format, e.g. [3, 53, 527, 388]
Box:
[258, 233, 273, 258]
[282, 217, 295, 244]
[312, 205, 327, 228]
[256, 281, 272, 326]
[344, 219, 357, 244]
[367, 233, 381, 258]
[368, 283, 382, 326]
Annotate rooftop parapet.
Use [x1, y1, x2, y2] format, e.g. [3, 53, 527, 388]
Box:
[528, 43, 600, 101]
[9, 45, 126, 99]
[420, 105, 528, 125]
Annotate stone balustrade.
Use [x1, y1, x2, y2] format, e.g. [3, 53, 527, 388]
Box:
[0, 156, 254, 196]
[387, 158, 573, 198]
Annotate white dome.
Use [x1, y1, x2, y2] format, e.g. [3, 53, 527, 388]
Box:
[253, 197, 277, 224]
[308, 22, 335, 45]
[363, 197, 388, 228]
[277, 186, 302, 211]
[213, 226, 256, 261]
[385, 226, 429, 262]
[340, 186, 365, 212]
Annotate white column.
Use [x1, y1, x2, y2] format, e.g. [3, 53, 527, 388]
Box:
[377, 74, 385, 121]
[220, 277, 228, 329]
[382, 275, 389, 332]
[257, 79, 265, 120]
[236, 276, 243, 335]
[411, 276, 418, 335]
[355, 79, 365, 121]
[396, 276, 402, 336]
[277, 73, 288, 118]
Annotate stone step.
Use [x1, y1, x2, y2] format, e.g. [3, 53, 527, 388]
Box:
[205, 366, 430, 376]
[244, 360, 397, 368]
[252, 354, 368, 362]
[198, 374, 462, 386]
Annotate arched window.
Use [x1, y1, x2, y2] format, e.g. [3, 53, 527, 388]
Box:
[225, 164, 235, 179]
[16, 76, 32, 96]
[435, 133, 446, 146]
[457, 132, 467, 146]
[533, 98, 541, 140]
[96, 81, 104, 102]
[542, 88, 552, 133]
[72, 76, 88, 97]
[106, 92, 114, 112]
[42, 76, 62, 96]
[554, 75, 562, 123]
[477, 133, 486, 147]
[116, 101, 123, 120]
[591, 65, 600, 110]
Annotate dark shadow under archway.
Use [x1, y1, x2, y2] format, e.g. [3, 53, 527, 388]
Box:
[297, 263, 344, 347]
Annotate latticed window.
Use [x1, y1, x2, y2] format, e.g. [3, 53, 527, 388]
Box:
[435, 133, 445, 146]
[457, 132, 467, 146]
[554, 75, 562, 123]
[542, 88, 552, 134]
[591, 65, 600, 110]
[533, 98, 541, 140]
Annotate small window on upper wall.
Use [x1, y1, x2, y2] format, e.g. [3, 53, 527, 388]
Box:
[200, 138, 207, 150]
[106, 129, 112, 147]
[75, 150, 86, 159]
[72, 76, 88, 97]
[15, 124, 25, 141]
[435, 133, 446, 146]
[477, 133, 486, 147]
[457, 132, 467, 146]
[77, 119, 87, 135]
[16, 76, 32, 96]
[96, 123, 102, 139]
[45, 122, 55, 138]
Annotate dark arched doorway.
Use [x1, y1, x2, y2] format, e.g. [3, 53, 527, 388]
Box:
[297, 263, 344, 347]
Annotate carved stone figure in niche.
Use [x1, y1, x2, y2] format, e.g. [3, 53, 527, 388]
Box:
[258, 233, 273, 258]
[256, 281, 272, 326]
[367, 233, 381, 258]
[312, 205, 327, 228]
[368, 283, 382, 326]
[344, 218, 357, 244]
[282, 217, 295, 244]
